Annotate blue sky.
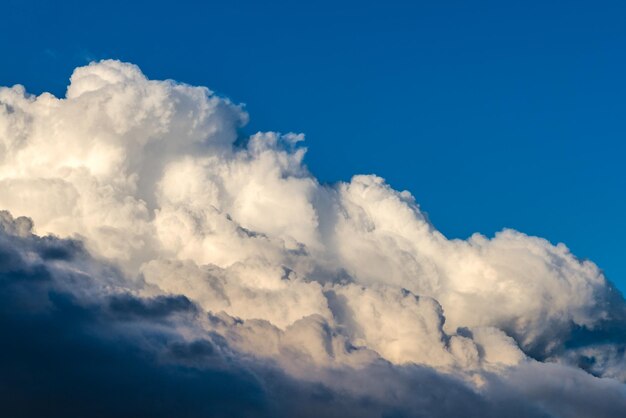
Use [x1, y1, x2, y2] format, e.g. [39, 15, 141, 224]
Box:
[3, 0, 625, 292]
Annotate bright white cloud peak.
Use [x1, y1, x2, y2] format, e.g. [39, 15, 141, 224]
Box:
[1, 60, 625, 417]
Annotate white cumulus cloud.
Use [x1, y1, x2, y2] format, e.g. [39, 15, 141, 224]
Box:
[0, 60, 625, 417]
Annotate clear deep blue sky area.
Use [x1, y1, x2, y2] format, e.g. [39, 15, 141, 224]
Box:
[3, 1, 625, 292]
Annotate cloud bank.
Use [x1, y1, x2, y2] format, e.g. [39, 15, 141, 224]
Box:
[0, 60, 625, 417]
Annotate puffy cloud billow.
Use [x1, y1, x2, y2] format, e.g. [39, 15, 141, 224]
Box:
[0, 60, 625, 417]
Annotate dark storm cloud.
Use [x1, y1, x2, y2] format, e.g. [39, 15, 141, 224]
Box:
[108, 293, 198, 320]
[0, 212, 270, 417]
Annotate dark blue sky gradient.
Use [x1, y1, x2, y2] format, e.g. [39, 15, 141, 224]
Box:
[3, 0, 625, 291]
